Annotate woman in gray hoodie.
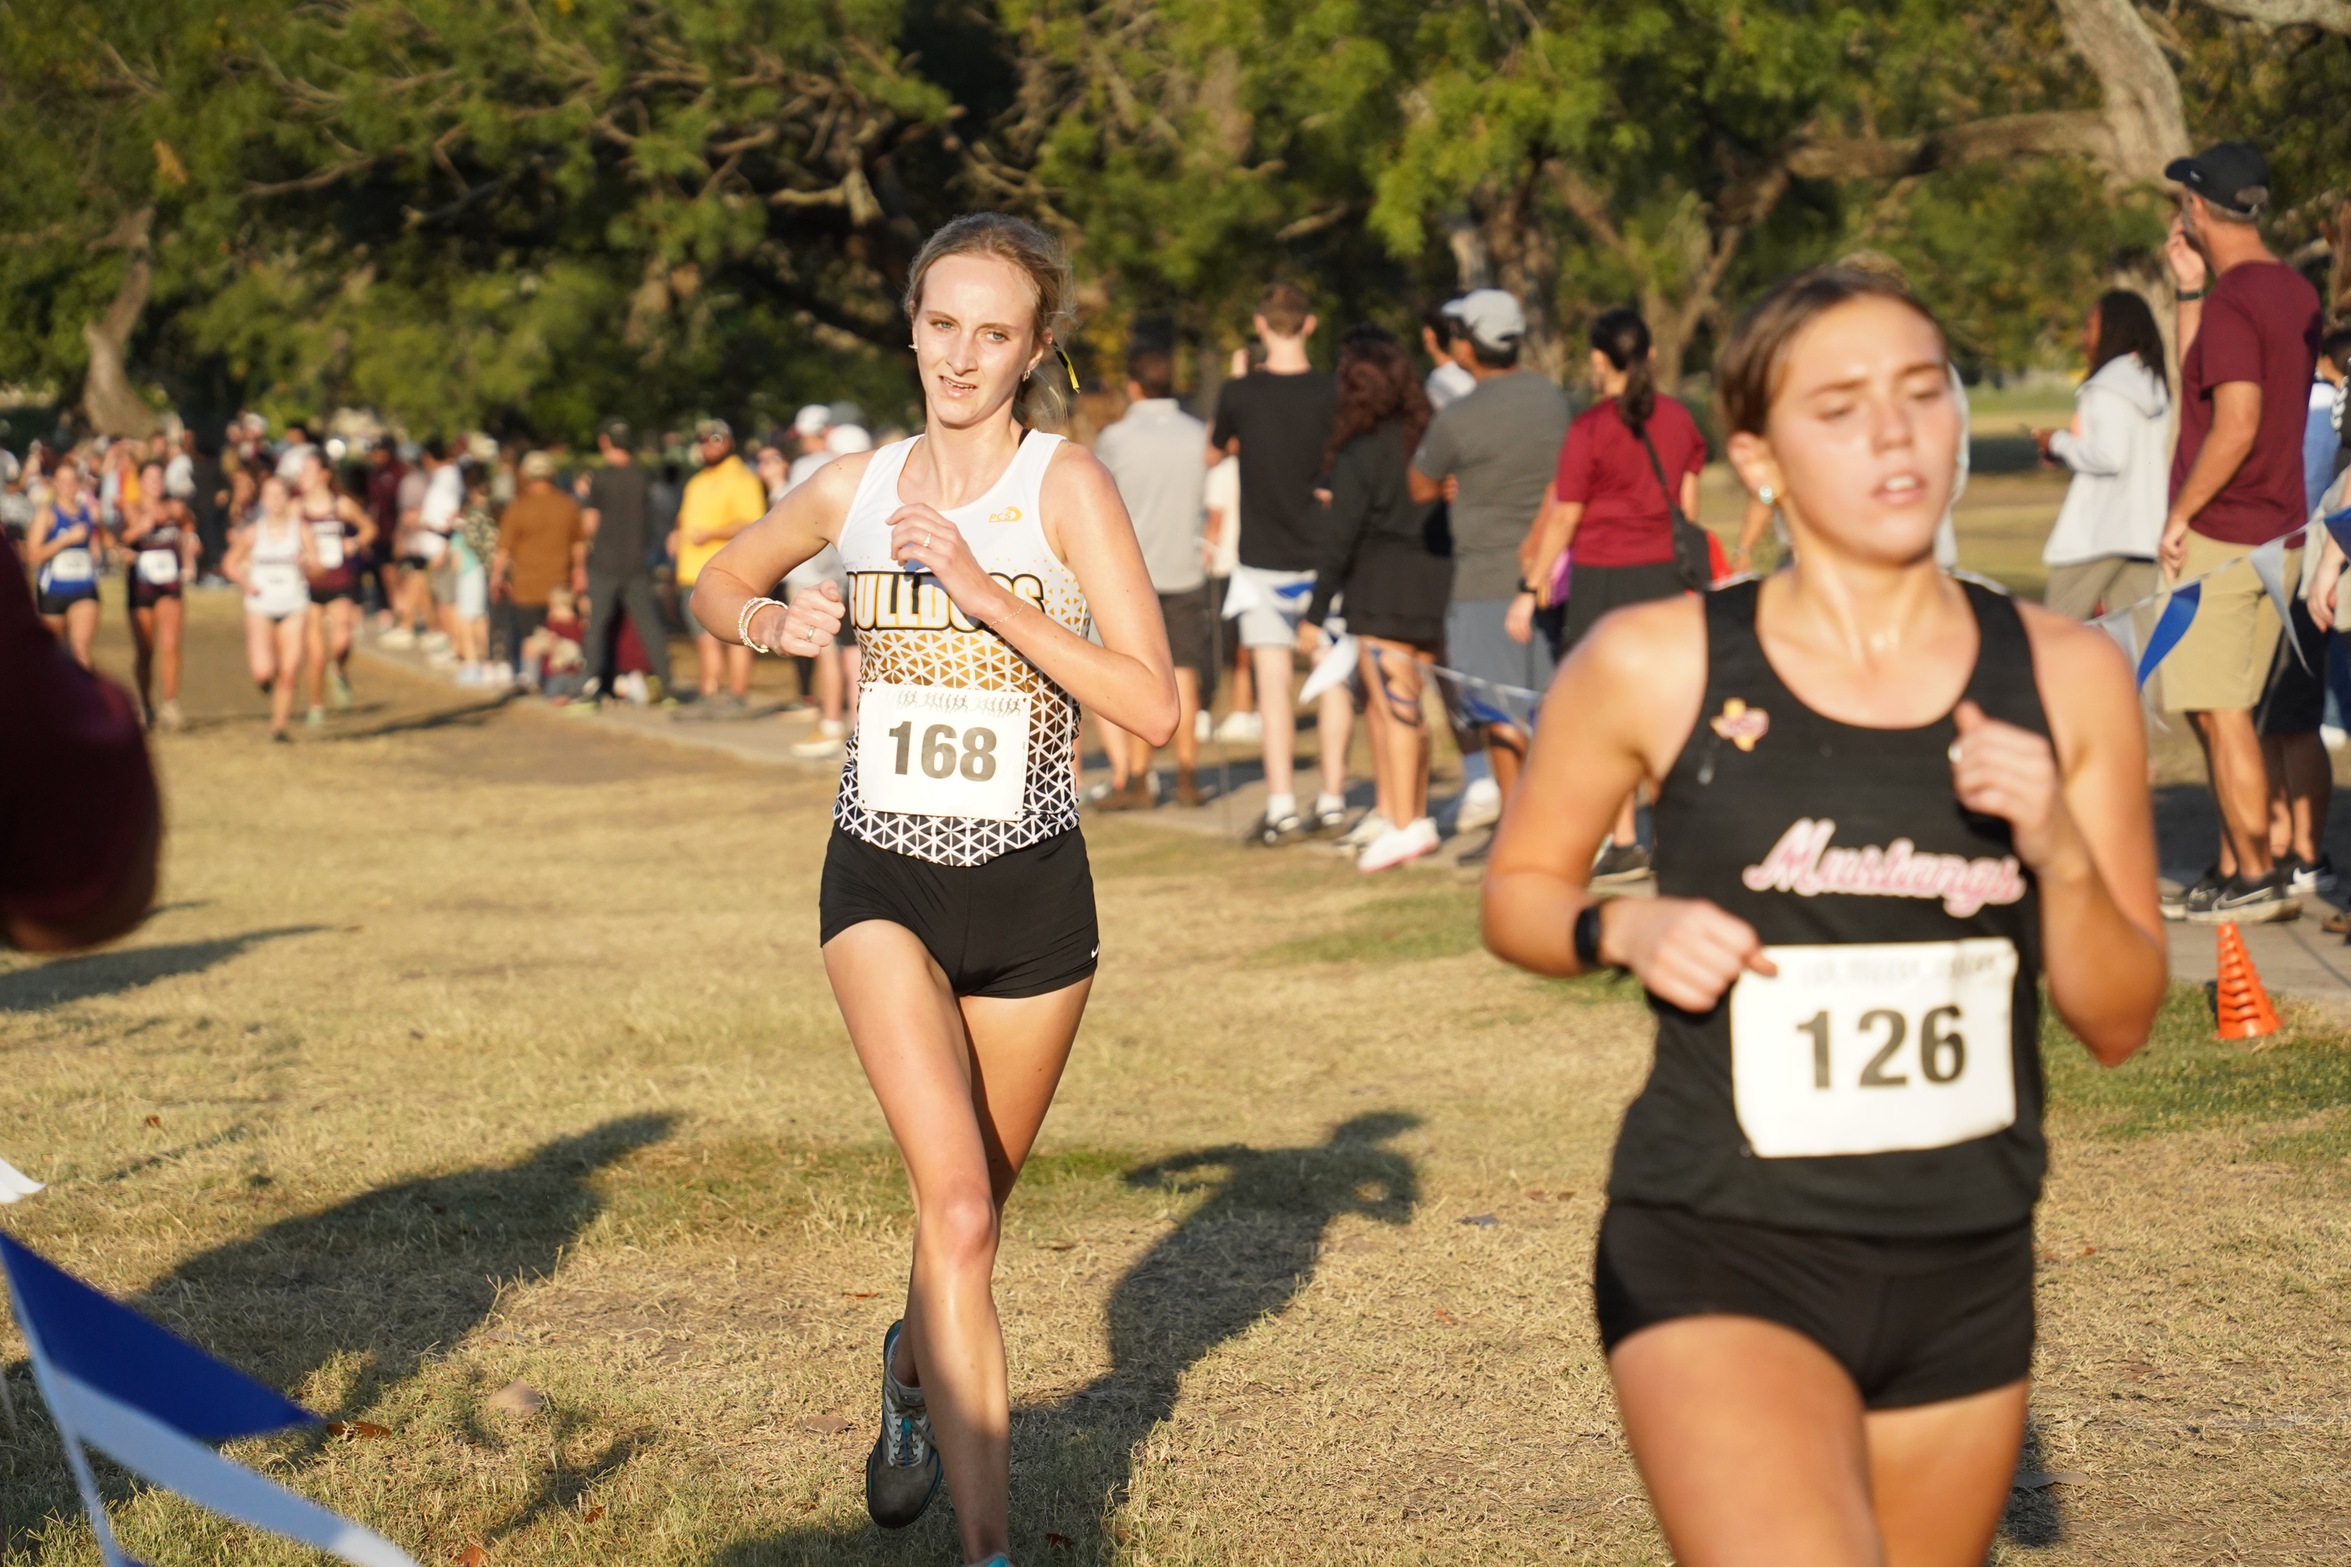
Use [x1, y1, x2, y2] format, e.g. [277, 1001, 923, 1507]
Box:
[2036, 290, 2172, 620]
[2031, 292, 2172, 620]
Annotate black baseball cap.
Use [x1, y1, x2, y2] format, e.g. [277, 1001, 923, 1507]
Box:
[2166, 141, 2271, 219]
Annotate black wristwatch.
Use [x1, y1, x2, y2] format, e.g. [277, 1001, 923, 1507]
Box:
[1574, 903, 1617, 972]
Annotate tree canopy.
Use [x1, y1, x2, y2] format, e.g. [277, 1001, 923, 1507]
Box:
[1, 0, 2344, 440]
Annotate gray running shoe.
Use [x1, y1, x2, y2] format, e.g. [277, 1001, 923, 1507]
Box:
[2182, 871, 2300, 925]
[2160, 867, 2220, 922]
[1591, 842, 1653, 886]
[865, 1320, 941, 1530]
[1247, 810, 1307, 847]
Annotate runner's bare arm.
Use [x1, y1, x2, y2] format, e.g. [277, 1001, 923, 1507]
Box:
[692, 452, 870, 647]
[1483, 596, 1775, 1011]
[1973, 605, 2165, 1063]
[342, 495, 378, 555]
[891, 443, 1177, 745]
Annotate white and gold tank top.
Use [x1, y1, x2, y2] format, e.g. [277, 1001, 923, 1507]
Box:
[833, 429, 1088, 866]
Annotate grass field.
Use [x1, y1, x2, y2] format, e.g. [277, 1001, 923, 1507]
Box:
[2, 589, 2347, 1565]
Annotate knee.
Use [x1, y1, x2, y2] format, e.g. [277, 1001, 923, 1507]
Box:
[918, 1189, 1000, 1272]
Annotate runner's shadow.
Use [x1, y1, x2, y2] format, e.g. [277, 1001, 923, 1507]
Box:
[0, 926, 325, 1013]
[705, 1111, 1419, 1565]
[0, 1114, 675, 1556]
[124, 1112, 675, 1414]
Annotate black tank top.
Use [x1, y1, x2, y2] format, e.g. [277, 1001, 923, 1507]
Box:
[1610, 576, 2047, 1238]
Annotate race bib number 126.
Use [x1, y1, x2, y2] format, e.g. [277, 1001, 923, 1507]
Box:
[1728, 938, 2018, 1159]
[855, 681, 1031, 822]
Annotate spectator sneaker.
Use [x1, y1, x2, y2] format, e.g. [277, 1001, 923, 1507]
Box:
[2286, 854, 2338, 897]
[1358, 817, 1440, 873]
[154, 699, 183, 733]
[2160, 867, 2221, 922]
[1339, 812, 1393, 850]
[792, 719, 846, 758]
[378, 626, 416, 649]
[865, 1321, 941, 1530]
[1173, 771, 1204, 808]
[1308, 799, 1352, 838]
[1247, 809, 1307, 847]
[327, 668, 354, 710]
[1214, 710, 1263, 744]
[1591, 842, 1654, 887]
[1096, 779, 1154, 812]
[2183, 872, 2300, 925]
[1452, 777, 1502, 834]
[304, 704, 327, 731]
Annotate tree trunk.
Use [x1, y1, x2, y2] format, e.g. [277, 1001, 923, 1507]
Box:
[1481, 176, 1564, 378]
[81, 207, 158, 439]
[2052, 0, 2191, 185]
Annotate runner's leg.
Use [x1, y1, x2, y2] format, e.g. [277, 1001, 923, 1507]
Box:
[271, 612, 305, 735]
[65, 598, 99, 669]
[245, 611, 278, 690]
[131, 604, 158, 713]
[1865, 1381, 2029, 1567]
[1611, 1317, 1880, 1566]
[824, 922, 1088, 1566]
[155, 594, 184, 703]
[305, 605, 329, 710]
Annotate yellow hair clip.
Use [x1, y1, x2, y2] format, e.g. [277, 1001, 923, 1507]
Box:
[1055, 345, 1080, 393]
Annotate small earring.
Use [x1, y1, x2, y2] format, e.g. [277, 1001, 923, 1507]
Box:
[1758, 485, 1777, 506]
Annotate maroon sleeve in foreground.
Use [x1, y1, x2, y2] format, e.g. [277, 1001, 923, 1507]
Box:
[0, 531, 159, 935]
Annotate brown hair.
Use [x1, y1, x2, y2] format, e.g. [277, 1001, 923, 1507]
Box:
[1322, 324, 1430, 471]
[902, 212, 1075, 425]
[1715, 267, 1944, 437]
[1127, 347, 1175, 400]
[1256, 281, 1312, 339]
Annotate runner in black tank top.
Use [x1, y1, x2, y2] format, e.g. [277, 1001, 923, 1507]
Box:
[1482, 269, 2165, 1567]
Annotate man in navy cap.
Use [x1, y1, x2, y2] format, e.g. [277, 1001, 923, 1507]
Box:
[2157, 141, 2325, 925]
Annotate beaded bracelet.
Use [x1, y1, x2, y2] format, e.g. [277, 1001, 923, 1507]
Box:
[737, 595, 784, 655]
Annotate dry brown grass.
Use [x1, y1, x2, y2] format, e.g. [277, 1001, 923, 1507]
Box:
[0, 589, 2345, 1565]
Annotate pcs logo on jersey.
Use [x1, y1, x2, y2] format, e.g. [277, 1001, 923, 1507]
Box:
[850, 570, 1046, 635]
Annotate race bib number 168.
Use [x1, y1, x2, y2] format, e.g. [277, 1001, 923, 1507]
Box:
[1728, 938, 2019, 1159]
[855, 681, 1031, 822]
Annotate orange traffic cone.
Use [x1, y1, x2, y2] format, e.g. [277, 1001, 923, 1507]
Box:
[2214, 921, 2280, 1040]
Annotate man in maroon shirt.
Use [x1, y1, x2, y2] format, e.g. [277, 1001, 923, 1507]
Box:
[1, 530, 159, 951]
[2157, 141, 2324, 924]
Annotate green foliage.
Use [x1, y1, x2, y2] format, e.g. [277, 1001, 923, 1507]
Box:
[4, 1, 2349, 435]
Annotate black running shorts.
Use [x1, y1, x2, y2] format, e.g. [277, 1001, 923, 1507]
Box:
[1593, 1201, 2034, 1410]
[819, 826, 1099, 999]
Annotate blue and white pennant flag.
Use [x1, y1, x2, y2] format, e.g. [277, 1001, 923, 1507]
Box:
[0, 1234, 415, 1567]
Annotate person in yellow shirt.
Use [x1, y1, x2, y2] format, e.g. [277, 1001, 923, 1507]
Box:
[673, 419, 769, 717]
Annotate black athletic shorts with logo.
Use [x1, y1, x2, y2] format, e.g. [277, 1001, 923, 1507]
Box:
[1593, 1201, 2035, 1410]
[819, 826, 1099, 999]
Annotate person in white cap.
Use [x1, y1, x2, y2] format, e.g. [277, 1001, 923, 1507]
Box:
[1408, 288, 1570, 858]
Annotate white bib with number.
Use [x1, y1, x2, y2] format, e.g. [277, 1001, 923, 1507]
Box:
[312, 526, 344, 569]
[1728, 937, 2018, 1159]
[136, 548, 180, 585]
[49, 546, 94, 584]
[252, 560, 302, 596]
[854, 681, 1031, 822]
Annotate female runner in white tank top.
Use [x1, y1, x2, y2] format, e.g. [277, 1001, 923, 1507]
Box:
[693, 214, 1175, 1567]
[224, 474, 318, 743]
